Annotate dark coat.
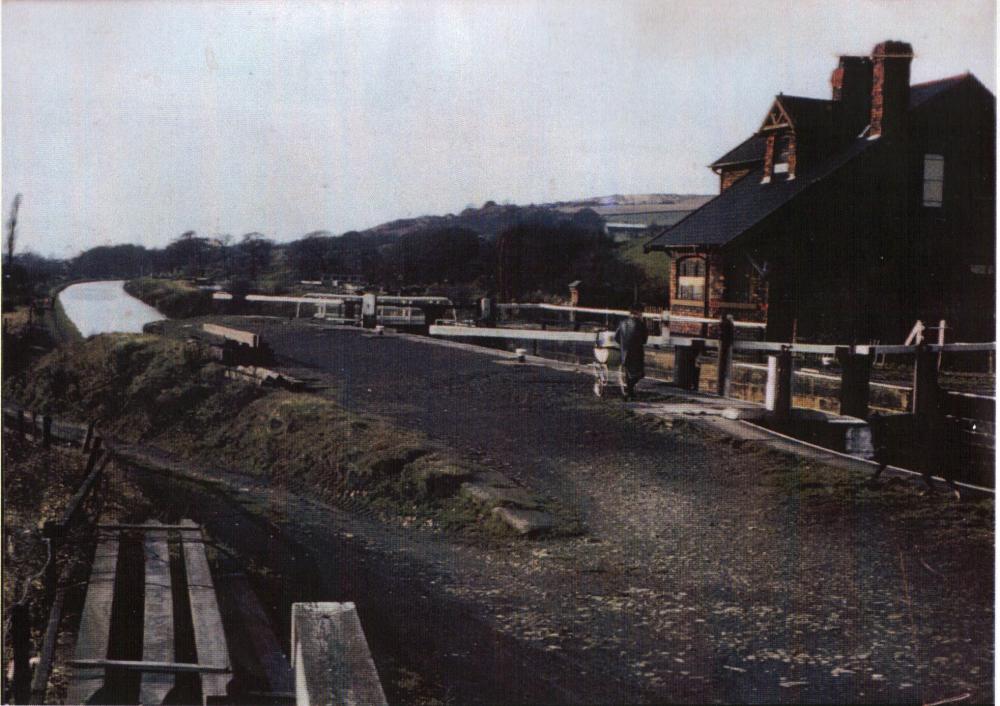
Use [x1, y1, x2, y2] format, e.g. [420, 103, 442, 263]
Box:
[615, 316, 648, 380]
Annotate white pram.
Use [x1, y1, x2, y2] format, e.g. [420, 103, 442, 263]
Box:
[592, 330, 625, 398]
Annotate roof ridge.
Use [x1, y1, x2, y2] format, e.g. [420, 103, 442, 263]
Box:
[910, 72, 970, 89]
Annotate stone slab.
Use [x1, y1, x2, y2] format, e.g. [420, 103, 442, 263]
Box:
[491, 507, 555, 536]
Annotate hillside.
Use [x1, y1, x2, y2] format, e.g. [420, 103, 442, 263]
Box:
[356, 200, 604, 240]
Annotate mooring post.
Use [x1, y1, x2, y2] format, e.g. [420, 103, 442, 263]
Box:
[836, 346, 872, 419]
[765, 346, 793, 420]
[911, 342, 940, 418]
[42, 416, 52, 448]
[716, 314, 734, 397]
[11, 603, 31, 704]
[673, 340, 704, 391]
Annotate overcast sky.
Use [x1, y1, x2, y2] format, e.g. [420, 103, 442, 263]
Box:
[2, 0, 995, 258]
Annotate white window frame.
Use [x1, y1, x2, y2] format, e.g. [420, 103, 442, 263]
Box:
[922, 154, 945, 207]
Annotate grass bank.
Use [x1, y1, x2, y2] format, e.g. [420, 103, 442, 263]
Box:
[124, 277, 212, 318]
[12, 334, 554, 537]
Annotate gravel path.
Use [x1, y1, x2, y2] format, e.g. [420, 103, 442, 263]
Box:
[237, 319, 993, 704]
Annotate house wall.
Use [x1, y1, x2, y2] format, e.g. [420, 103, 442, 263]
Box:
[905, 79, 996, 341]
[720, 168, 751, 191]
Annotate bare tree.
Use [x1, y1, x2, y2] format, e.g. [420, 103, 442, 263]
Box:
[6, 193, 21, 269]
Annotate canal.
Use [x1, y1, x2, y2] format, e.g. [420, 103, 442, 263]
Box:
[58, 280, 164, 336]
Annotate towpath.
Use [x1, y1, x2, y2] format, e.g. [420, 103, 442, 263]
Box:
[229, 318, 993, 704]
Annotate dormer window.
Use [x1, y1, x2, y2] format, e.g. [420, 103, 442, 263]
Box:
[922, 154, 944, 207]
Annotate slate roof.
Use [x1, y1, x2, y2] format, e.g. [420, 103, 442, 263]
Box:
[651, 73, 981, 251]
[710, 135, 767, 167]
[909, 74, 969, 109]
[646, 137, 878, 250]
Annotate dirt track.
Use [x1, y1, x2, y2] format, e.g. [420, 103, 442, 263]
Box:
[146, 316, 993, 704]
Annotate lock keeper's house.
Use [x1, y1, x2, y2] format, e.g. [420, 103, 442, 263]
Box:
[645, 41, 995, 342]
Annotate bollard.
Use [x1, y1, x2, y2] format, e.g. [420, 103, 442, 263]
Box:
[479, 297, 495, 327]
[836, 347, 873, 419]
[911, 343, 940, 417]
[673, 341, 704, 391]
[361, 293, 377, 329]
[765, 347, 793, 420]
[42, 416, 52, 448]
[716, 315, 735, 397]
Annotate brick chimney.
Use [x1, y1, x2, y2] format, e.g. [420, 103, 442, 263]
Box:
[830, 55, 873, 140]
[869, 40, 913, 139]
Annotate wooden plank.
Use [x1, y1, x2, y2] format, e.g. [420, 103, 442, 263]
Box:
[141, 521, 174, 706]
[67, 533, 120, 705]
[70, 659, 229, 674]
[292, 602, 387, 706]
[202, 323, 259, 348]
[180, 519, 232, 704]
[221, 572, 293, 694]
[429, 325, 598, 343]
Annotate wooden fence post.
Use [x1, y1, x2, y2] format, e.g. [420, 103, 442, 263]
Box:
[912, 343, 940, 418]
[716, 315, 734, 397]
[11, 603, 31, 704]
[83, 422, 95, 453]
[836, 347, 872, 419]
[82, 440, 103, 481]
[765, 347, 793, 420]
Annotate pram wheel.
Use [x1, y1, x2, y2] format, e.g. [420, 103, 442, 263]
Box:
[592, 362, 608, 398]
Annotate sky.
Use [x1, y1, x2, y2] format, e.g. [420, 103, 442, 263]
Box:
[2, 0, 996, 258]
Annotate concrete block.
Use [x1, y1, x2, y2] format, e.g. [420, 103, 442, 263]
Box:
[491, 507, 555, 536]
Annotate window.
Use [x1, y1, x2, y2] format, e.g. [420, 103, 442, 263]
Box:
[676, 256, 706, 301]
[923, 154, 944, 207]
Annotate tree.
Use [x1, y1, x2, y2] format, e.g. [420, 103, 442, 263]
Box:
[163, 231, 211, 276]
[238, 232, 274, 282]
[288, 231, 334, 280]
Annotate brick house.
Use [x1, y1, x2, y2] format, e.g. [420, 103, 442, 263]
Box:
[645, 41, 995, 342]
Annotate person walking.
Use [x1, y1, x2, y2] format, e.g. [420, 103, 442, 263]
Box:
[615, 305, 648, 400]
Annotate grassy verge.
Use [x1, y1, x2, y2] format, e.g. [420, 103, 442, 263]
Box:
[49, 292, 82, 343]
[124, 277, 212, 318]
[12, 334, 559, 537]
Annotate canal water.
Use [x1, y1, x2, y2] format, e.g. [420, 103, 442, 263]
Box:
[58, 280, 164, 336]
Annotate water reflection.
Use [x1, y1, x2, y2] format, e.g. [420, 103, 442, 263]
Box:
[58, 280, 164, 336]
